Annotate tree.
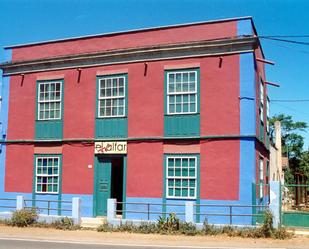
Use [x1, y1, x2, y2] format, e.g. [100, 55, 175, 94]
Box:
[269, 114, 308, 184]
[269, 114, 307, 158]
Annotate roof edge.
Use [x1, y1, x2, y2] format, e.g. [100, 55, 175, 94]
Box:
[4, 16, 253, 49]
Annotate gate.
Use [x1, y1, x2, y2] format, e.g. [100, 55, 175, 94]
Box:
[281, 184, 309, 228]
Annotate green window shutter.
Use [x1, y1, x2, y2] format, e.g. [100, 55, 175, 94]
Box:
[35, 79, 64, 140]
[95, 74, 128, 138]
[164, 68, 200, 137]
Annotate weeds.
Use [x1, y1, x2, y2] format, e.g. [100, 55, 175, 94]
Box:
[3, 209, 292, 239]
[10, 208, 38, 227]
[51, 217, 80, 230]
[97, 212, 292, 239]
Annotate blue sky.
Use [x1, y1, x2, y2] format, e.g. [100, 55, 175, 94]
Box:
[0, 0, 308, 148]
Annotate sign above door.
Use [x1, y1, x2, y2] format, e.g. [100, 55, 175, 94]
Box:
[95, 141, 127, 154]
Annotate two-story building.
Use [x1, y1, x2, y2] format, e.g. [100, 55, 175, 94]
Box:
[0, 16, 270, 224]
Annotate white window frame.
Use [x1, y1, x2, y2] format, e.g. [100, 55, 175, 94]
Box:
[259, 157, 264, 199]
[259, 79, 264, 123]
[266, 98, 270, 132]
[97, 76, 126, 118]
[260, 79, 264, 105]
[35, 156, 60, 194]
[167, 70, 197, 115]
[166, 155, 197, 200]
[37, 81, 62, 121]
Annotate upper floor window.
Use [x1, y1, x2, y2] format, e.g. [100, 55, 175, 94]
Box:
[166, 155, 197, 199]
[98, 75, 125, 118]
[167, 70, 197, 114]
[38, 81, 62, 120]
[266, 97, 270, 132]
[259, 79, 264, 123]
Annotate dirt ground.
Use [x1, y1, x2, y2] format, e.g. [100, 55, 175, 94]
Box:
[0, 225, 309, 248]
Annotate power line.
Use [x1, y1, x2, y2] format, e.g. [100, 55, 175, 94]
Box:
[259, 37, 309, 46]
[270, 99, 309, 102]
[260, 35, 309, 38]
[271, 102, 309, 116]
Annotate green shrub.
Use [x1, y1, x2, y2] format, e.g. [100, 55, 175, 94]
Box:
[96, 211, 291, 240]
[260, 210, 274, 238]
[273, 226, 293, 240]
[97, 222, 113, 232]
[51, 217, 80, 230]
[202, 219, 220, 235]
[10, 209, 38, 227]
[138, 222, 158, 234]
[116, 221, 136, 232]
[157, 213, 180, 233]
[179, 222, 198, 236]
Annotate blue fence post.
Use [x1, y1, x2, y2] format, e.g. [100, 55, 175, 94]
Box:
[269, 181, 280, 228]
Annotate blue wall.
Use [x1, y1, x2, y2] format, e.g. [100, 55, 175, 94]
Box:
[0, 49, 12, 198]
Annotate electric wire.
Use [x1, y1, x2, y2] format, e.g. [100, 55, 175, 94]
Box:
[259, 37, 309, 46]
[270, 99, 309, 102]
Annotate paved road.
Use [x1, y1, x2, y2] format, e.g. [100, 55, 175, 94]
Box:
[0, 238, 286, 249]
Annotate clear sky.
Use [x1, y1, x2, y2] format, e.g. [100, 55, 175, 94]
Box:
[0, 0, 308, 148]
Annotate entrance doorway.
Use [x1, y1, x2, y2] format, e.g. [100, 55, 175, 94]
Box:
[94, 156, 125, 216]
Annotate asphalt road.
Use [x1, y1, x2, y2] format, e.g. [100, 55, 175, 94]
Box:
[0, 238, 286, 249]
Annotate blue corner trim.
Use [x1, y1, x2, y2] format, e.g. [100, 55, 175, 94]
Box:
[240, 53, 256, 135]
[0, 49, 11, 195]
[237, 20, 253, 36]
[239, 138, 256, 201]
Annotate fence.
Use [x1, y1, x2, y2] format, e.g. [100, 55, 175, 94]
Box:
[0, 198, 16, 211]
[115, 201, 185, 221]
[0, 196, 81, 224]
[107, 199, 269, 227]
[195, 203, 268, 225]
[24, 199, 72, 216]
[281, 184, 309, 228]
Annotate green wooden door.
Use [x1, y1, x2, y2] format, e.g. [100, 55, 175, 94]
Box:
[94, 157, 111, 216]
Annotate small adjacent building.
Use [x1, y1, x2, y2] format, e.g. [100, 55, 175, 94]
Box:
[0, 17, 271, 224]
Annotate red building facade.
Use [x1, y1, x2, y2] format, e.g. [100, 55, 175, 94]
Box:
[0, 17, 270, 224]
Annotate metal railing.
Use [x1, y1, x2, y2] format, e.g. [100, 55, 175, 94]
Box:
[0, 198, 16, 210]
[116, 201, 185, 220]
[24, 199, 72, 215]
[194, 204, 269, 225]
[114, 201, 268, 224]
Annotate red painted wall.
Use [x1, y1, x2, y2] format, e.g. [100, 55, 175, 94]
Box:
[200, 139, 240, 200]
[12, 21, 237, 61]
[62, 145, 94, 194]
[126, 142, 163, 197]
[5, 145, 34, 192]
[7, 75, 35, 140]
[6, 20, 243, 198]
[62, 69, 96, 138]
[128, 62, 164, 137]
[6, 56, 242, 196]
[200, 55, 240, 135]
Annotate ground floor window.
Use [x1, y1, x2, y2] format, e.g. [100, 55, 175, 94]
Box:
[35, 155, 60, 194]
[166, 155, 197, 199]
